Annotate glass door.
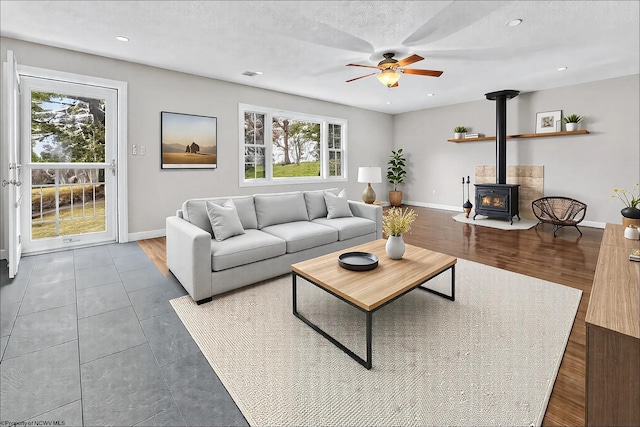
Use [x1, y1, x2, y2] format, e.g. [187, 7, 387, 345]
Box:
[20, 77, 118, 254]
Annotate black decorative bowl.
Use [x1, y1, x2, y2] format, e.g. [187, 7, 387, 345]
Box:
[338, 252, 379, 271]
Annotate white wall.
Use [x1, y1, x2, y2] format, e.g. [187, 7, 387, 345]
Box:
[0, 37, 393, 254]
[393, 74, 640, 226]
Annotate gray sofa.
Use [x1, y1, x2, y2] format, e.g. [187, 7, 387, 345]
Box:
[166, 189, 383, 304]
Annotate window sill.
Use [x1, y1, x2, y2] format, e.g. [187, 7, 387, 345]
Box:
[239, 177, 348, 188]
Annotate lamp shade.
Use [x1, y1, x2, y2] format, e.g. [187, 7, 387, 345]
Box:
[358, 166, 382, 183]
[377, 70, 401, 87]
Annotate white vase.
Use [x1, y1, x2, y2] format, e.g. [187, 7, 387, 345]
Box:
[565, 122, 578, 131]
[385, 235, 405, 260]
[624, 225, 640, 240]
[454, 132, 464, 139]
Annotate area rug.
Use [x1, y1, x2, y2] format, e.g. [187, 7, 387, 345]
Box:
[170, 259, 581, 427]
[452, 212, 538, 230]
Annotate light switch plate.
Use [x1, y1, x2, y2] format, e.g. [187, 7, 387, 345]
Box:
[132, 144, 137, 155]
[140, 145, 146, 156]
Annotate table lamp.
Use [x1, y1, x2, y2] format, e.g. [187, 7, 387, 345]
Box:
[357, 166, 382, 204]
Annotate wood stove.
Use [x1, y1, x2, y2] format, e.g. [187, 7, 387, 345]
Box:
[474, 183, 520, 224]
[473, 89, 521, 225]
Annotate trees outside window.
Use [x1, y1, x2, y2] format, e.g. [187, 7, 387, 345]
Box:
[240, 104, 346, 185]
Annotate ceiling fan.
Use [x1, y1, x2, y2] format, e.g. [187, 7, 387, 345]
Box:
[346, 53, 443, 88]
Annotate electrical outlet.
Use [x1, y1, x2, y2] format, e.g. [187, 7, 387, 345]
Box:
[132, 144, 137, 155]
[140, 145, 146, 156]
[432, 190, 436, 196]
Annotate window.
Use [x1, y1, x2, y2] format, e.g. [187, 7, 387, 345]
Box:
[239, 104, 347, 186]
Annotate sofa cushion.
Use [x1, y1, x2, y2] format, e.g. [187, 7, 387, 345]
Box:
[206, 200, 245, 242]
[210, 229, 286, 272]
[254, 191, 309, 229]
[303, 188, 339, 220]
[324, 191, 353, 219]
[261, 221, 338, 253]
[183, 196, 258, 235]
[312, 217, 377, 241]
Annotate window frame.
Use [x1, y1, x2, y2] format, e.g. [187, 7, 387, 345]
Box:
[238, 103, 348, 187]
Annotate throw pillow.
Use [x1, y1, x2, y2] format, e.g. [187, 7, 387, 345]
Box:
[324, 190, 353, 219]
[206, 199, 245, 242]
[303, 188, 340, 220]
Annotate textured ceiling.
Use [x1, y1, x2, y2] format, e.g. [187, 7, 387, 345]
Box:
[1, 1, 639, 114]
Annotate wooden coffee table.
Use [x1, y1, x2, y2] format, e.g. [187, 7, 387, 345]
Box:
[291, 239, 456, 369]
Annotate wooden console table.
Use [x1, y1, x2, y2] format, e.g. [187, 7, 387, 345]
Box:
[585, 223, 640, 426]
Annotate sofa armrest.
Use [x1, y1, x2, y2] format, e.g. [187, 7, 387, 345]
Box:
[166, 216, 212, 302]
[348, 201, 383, 239]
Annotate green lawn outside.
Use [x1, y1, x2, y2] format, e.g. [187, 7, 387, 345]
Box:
[245, 161, 320, 179]
[32, 201, 106, 239]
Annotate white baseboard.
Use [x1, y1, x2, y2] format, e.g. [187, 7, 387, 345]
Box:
[404, 200, 462, 212]
[404, 200, 606, 229]
[580, 220, 605, 229]
[128, 229, 166, 241]
[0, 249, 6, 261]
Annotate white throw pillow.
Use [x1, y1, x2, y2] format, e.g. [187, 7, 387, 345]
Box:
[206, 199, 245, 242]
[324, 190, 353, 219]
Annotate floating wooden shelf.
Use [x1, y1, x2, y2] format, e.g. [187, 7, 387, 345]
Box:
[447, 130, 590, 143]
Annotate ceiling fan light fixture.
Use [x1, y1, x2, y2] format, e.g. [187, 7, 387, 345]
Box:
[377, 69, 400, 87]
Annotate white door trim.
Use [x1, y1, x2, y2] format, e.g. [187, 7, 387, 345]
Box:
[18, 65, 129, 244]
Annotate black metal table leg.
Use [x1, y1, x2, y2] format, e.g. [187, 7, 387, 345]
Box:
[417, 264, 456, 301]
[365, 311, 372, 370]
[292, 272, 372, 369]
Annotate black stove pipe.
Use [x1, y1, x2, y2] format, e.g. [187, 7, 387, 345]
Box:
[485, 90, 519, 184]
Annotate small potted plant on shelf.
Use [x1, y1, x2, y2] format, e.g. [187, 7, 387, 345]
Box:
[387, 148, 407, 207]
[453, 126, 467, 139]
[562, 114, 583, 131]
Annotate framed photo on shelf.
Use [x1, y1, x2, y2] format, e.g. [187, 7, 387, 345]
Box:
[535, 110, 562, 134]
[161, 111, 217, 169]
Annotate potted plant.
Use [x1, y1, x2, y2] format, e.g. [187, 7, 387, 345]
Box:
[611, 183, 640, 227]
[453, 126, 467, 139]
[563, 114, 582, 131]
[382, 207, 417, 259]
[387, 148, 407, 207]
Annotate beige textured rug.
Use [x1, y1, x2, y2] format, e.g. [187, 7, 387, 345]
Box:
[170, 258, 581, 426]
[452, 212, 538, 230]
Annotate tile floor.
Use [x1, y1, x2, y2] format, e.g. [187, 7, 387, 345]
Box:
[0, 242, 248, 427]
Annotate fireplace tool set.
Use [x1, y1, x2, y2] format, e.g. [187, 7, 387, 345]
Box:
[462, 176, 473, 218]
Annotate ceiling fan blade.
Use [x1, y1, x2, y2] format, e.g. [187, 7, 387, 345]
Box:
[346, 63, 381, 69]
[402, 68, 443, 77]
[346, 72, 376, 83]
[390, 82, 399, 88]
[396, 54, 424, 67]
[402, 1, 505, 46]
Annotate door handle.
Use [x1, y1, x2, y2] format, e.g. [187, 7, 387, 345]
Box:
[109, 159, 116, 176]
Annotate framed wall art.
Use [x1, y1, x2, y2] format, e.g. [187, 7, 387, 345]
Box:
[535, 110, 562, 134]
[161, 111, 217, 169]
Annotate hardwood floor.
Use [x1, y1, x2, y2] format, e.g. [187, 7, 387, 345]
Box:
[138, 205, 603, 426]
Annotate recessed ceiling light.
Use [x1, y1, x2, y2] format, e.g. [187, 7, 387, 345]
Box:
[241, 71, 263, 77]
[115, 36, 129, 42]
[385, 101, 392, 105]
[556, 66, 568, 71]
[506, 19, 522, 27]
[427, 93, 435, 97]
